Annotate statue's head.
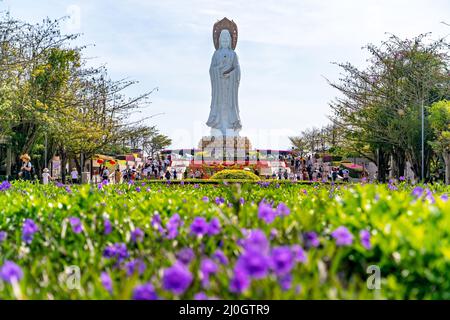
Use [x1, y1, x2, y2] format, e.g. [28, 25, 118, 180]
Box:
[219, 29, 232, 49]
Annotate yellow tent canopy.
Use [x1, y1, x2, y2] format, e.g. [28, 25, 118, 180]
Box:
[94, 154, 115, 161]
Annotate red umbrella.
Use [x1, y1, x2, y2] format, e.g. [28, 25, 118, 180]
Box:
[97, 159, 104, 164]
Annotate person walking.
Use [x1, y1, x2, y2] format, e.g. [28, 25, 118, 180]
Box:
[172, 168, 177, 180]
[71, 168, 79, 184]
[342, 169, 350, 182]
[102, 166, 110, 183]
[115, 168, 122, 184]
[42, 168, 53, 185]
[19, 154, 33, 181]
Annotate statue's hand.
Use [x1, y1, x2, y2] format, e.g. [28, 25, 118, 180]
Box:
[223, 66, 234, 75]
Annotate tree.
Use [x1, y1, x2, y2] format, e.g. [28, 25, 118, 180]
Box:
[288, 136, 307, 156]
[289, 123, 347, 157]
[429, 100, 450, 184]
[329, 34, 450, 182]
[0, 13, 162, 179]
[143, 133, 172, 158]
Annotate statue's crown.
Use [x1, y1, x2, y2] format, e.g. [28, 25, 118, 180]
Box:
[213, 17, 238, 50]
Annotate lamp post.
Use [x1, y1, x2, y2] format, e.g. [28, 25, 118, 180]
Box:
[421, 99, 424, 182]
[44, 132, 48, 169]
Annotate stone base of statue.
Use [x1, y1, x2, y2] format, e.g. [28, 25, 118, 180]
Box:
[198, 136, 252, 162]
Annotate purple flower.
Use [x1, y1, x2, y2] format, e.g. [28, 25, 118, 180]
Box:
[69, 217, 83, 234]
[65, 186, 72, 193]
[133, 283, 158, 300]
[258, 181, 270, 188]
[229, 269, 250, 294]
[193, 184, 199, 189]
[0, 180, 11, 191]
[270, 228, 278, 240]
[235, 249, 270, 279]
[98, 183, 103, 190]
[103, 243, 129, 262]
[412, 186, 424, 198]
[194, 292, 209, 300]
[212, 249, 228, 265]
[276, 202, 290, 216]
[425, 189, 435, 204]
[202, 196, 209, 203]
[0, 231, 7, 242]
[279, 273, 292, 291]
[291, 245, 307, 263]
[104, 219, 112, 235]
[388, 183, 398, 191]
[242, 229, 270, 254]
[190, 217, 209, 237]
[125, 259, 146, 276]
[215, 197, 225, 205]
[176, 248, 195, 265]
[0, 261, 23, 283]
[135, 187, 141, 192]
[239, 197, 245, 205]
[304, 231, 320, 248]
[166, 213, 182, 239]
[331, 226, 354, 246]
[360, 230, 371, 250]
[399, 176, 405, 181]
[271, 246, 295, 276]
[258, 201, 276, 224]
[131, 228, 144, 243]
[200, 258, 218, 288]
[200, 258, 218, 276]
[22, 219, 38, 244]
[151, 214, 165, 234]
[207, 217, 221, 236]
[100, 272, 113, 293]
[162, 263, 193, 295]
[441, 194, 449, 201]
[56, 182, 64, 188]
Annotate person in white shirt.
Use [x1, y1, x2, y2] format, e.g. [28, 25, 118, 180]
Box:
[71, 168, 79, 184]
[42, 168, 53, 185]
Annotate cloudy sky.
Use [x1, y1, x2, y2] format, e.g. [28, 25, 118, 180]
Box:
[2, 0, 449, 149]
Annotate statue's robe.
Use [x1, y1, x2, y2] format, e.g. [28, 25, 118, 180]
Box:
[206, 48, 242, 134]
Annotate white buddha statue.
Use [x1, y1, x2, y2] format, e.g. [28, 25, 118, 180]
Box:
[206, 29, 242, 137]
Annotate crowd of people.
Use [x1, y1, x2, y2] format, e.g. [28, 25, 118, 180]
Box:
[94, 155, 182, 184]
[14, 152, 365, 185]
[268, 154, 353, 182]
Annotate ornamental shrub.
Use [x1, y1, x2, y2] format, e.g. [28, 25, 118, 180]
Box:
[210, 169, 260, 181]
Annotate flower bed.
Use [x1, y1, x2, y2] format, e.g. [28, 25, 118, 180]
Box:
[0, 181, 449, 299]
